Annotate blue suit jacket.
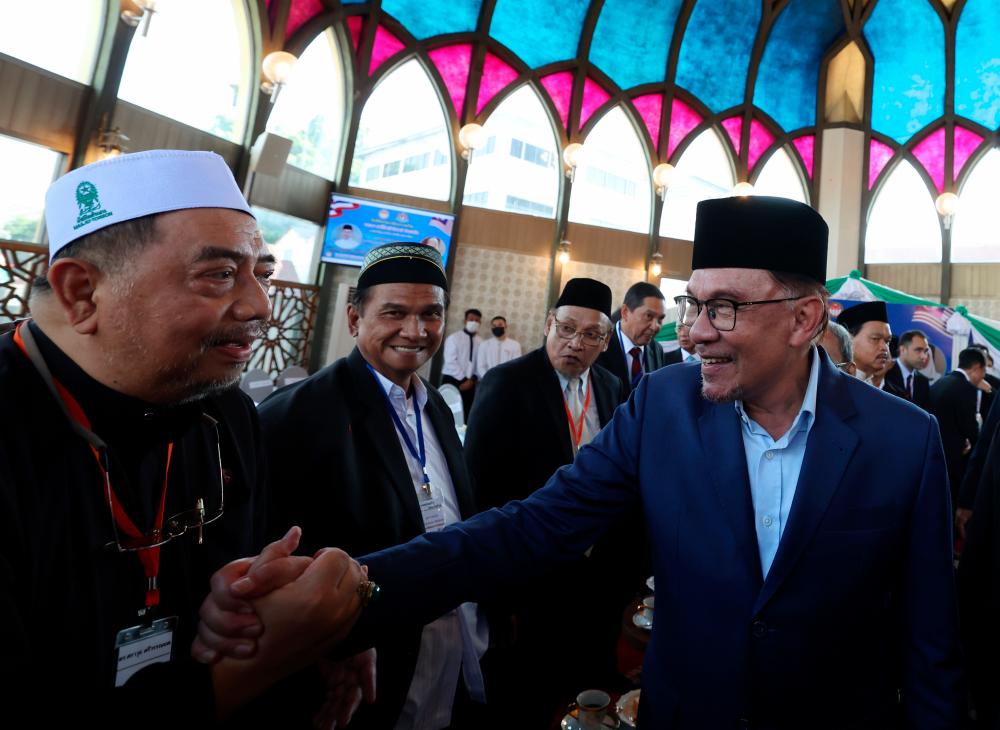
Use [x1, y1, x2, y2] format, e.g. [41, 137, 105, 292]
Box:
[356, 353, 964, 728]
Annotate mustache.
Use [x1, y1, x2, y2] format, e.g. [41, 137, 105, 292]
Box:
[204, 322, 267, 348]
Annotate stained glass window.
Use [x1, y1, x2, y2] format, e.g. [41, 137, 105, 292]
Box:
[463, 85, 559, 218]
[660, 127, 733, 240]
[0, 0, 104, 84]
[952, 148, 1000, 263]
[349, 59, 452, 201]
[489, 0, 589, 68]
[119, 0, 253, 142]
[865, 159, 941, 263]
[568, 106, 652, 234]
[955, 0, 1000, 129]
[265, 29, 346, 180]
[589, 0, 683, 91]
[382, 0, 482, 40]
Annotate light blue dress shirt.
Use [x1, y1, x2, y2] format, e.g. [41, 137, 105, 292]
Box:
[734, 347, 820, 577]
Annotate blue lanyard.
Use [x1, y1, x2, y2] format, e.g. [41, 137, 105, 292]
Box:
[366, 363, 431, 496]
[617, 323, 642, 387]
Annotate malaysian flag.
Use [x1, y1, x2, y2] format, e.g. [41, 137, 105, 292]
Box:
[329, 199, 361, 218]
[429, 216, 453, 235]
[912, 305, 952, 336]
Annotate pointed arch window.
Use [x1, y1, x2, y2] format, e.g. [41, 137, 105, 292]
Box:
[349, 58, 452, 201]
[952, 149, 1000, 263]
[864, 159, 941, 263]
[118, 0, 254, 142]
[753, 147, 808, 204]
[463, 84, 559, 218]
[660, 127, 734, 241]
[568, 106, 652, 234]
[265, 29, 347, 180]
[0, 0, 104, 84]
[0, 133, 64, 244]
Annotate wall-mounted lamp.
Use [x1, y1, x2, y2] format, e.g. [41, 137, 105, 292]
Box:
[121, 0, 157, 37]
[557, 239, 572, 265]
[732, 181, 755, 197]
[458, 123, 487, 161]
[261, 51, 298, 103]
[96, 121, 130, 159]
[650, 251, 663, 278]
[935, 191, 959, 229]
[652, 163, 675, 201]
[563, 142, 584, 182]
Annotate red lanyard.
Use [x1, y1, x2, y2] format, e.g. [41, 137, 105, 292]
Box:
[14, 323, 172, 609]
[563, 377, 593, 448]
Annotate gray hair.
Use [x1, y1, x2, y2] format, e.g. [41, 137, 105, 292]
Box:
[826, 320, 854, 363]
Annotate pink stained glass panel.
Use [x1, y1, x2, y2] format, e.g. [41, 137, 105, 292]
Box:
[369, 25, 406, 76]
[792, 135, 815, 179]
[747, 119, 776, 172]
[911, 127, 946, 192]
[429, 44, 472, 117]
[347, 16, 363, 52]
[953, 126, 985, 180]
[632, 94, 663, 151]
[540, 71, 574, 130]
[667, 98, 702, 158]
[579, 77, 611, 130]
[868, 139, 895, 189]
[477, 53, 521, 115]
[286, 0, 325, 39]
[721, 117, 743, 155]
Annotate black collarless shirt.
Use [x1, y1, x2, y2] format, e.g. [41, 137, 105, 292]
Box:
[0, 322, 267, 724]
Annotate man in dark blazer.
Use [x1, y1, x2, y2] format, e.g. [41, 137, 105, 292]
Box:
[464, 277, 628, 723]
[929, 346, 989, 504]
[884, 329, 932, 409]
[205, 199, 964, 728]
[598, 281, 668, 390]
[837, 300, 908, 399]
[257, 244, 486, 729]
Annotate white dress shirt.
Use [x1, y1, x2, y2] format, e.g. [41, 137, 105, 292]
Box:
[441, 329, 480, 381]
[371, 370, 489, 730]
[476, 337, 522, 378]
[555, 368, 600, 451]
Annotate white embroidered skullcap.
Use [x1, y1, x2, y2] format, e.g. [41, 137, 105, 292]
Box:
[44, 149, 254, 263]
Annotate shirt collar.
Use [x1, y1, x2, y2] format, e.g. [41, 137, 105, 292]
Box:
[555, 367, 590, 394]
[957, 369, 972, 383]
[896, 359, 913, 381]
[735, 345, 820, 443]
[371, 365, 428, 412]
[617, 322, 641, 354]
[680, 347, 697, 360]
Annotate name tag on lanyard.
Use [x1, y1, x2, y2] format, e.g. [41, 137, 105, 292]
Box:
[114, 616, 177, 687]
[418, 490, 446, 532]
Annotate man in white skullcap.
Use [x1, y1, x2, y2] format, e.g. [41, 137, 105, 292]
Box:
[0, 150, 365, 725]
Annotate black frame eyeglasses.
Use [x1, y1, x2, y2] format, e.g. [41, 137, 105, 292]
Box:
[673, 295, 806, 332]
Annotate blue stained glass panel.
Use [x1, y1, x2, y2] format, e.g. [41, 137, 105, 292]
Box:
[674, 0, 761, 112]
[489, 0, 590, 68]
[753, 0, 843, 132]
[865, 0, 944, 143]
[381, 0, 483, 40]
[341, 0, 366, 4]
[956, 0, 1000, 129]
[589, 0, 683, 91]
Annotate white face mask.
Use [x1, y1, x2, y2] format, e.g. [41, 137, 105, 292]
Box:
[465, 321, 480, 334]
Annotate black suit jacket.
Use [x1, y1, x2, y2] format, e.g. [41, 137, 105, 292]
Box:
[929, 371, 981, 499]
[884, 360, 931, 409]
[256, 348, 477, 727]
[662, 347, 684, 365]
[597, 326, 669, 391]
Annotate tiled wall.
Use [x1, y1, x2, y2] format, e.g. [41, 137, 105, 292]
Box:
[559, 260, 649, 315]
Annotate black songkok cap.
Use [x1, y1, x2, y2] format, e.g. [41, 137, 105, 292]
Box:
[555, 278, 613, 318]
[692, 196, 829, 284]
[357, 242, 448, 291]
[836, 300, 889, 330]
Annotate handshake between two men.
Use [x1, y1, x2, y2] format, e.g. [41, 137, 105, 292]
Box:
[193, 527, 378, 727]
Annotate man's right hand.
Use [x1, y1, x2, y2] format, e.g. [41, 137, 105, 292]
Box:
[458, 378, 474, 392]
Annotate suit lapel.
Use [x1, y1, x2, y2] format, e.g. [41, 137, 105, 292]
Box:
[592, 366, 621, 426]
[422, 387, 477, 518]
[347, 350, 424, 534]
[605, 331, 629, 386]
[753, 358, 859, 614]
[697, 401, 763, 587]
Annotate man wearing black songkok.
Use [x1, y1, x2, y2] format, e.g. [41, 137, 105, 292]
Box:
[837, 300, 907, 398]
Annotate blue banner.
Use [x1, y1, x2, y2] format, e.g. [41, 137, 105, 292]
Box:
[321, 194, 454, 268]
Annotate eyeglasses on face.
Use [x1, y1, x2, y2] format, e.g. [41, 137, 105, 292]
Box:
[552, 318, 608, 347]
[673, 295, 805, 332]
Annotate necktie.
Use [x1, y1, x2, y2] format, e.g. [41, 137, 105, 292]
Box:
[905, 373, 913, 398]
[629, 347, 642, 386]
[467, 332, 474, 362]
[566, 377, 582, 420]
[686, 353, 697, 363]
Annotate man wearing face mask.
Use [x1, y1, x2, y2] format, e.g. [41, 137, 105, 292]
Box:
[475, 316, 521, 379]
[441, 308, 482, 418]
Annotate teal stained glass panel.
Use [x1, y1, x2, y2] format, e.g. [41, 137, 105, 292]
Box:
[489, 0, 590, 68]
[753, 0, 844, 132]
[865, 0, 944, 143]
[674, 0, 761, 112]
[589, 0, 683, 91]
[382, 0, 483, 40]
[955, 0, 1000, 129]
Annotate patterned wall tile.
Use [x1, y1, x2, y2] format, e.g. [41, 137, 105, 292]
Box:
[559, 260, 649, 314]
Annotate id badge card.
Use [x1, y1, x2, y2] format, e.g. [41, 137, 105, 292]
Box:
[114, 616, 177, 687]
[419, 491, 446, 532]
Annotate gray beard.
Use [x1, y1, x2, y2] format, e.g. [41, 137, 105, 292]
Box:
[701, 381, 744, 404]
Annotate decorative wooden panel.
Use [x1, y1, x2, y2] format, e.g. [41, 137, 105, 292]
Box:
[0, 240, 46, 322]
[247, 279, 321, 377]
